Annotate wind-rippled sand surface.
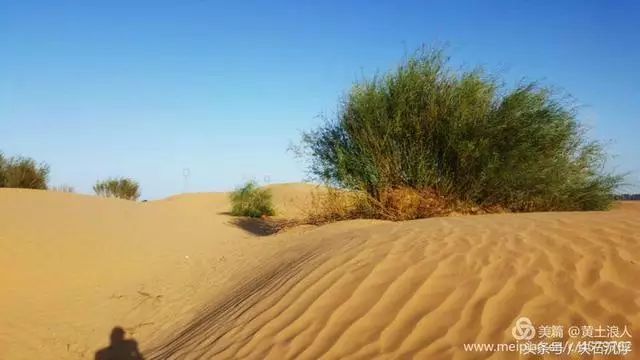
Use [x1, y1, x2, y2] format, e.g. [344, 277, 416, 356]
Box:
[1, 184, 638, 359]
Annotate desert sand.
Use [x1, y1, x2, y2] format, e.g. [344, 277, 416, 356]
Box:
[1, 183, 638, 359]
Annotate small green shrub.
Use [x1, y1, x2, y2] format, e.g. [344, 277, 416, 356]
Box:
[93, 177, 140, 200]
[229, 181, 275, 218]
[0, 152, 49, 189]
[299, 47, 622, 214]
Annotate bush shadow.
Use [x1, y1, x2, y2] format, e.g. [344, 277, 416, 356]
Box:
[228, 217, 298, 236]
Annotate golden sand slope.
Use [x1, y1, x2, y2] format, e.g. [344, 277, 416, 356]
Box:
[1, 185, 639, 359]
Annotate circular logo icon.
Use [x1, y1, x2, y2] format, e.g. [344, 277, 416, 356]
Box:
[512, 317, 536, 341]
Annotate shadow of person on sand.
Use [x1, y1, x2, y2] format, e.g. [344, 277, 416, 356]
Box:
[95, 326, 144, 360]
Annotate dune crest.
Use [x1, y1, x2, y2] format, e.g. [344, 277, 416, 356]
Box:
[1, 185, 638, 359]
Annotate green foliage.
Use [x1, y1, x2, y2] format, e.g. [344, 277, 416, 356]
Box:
[0, 152, 50, 189]
[230, 181, 275, 218]
[93, 177, 140, 200]
[300, 48, 621, 213]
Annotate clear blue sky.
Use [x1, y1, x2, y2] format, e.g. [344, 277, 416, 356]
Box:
[1, 0, 638, 199]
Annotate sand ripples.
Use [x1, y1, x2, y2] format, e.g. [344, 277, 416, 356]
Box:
[147, 205, 640, 359]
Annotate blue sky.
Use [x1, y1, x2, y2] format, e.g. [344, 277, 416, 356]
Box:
[1, 0, 638, 199]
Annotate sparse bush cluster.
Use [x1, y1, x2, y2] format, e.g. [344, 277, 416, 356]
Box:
[300, 48, 621, 219]
[615, 193, 640, 201]
[0, 152, 50, 189]
[51, 184, 75, 193]
[229, 181, 275, 218]
[93, 177, 141, 201]
[0, 152, 143, 200]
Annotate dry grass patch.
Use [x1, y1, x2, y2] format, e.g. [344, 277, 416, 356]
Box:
[303, 187, 501, 225]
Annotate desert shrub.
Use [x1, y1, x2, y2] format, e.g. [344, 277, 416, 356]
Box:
[51, 184, 75, 193]
[93, 177, 140, 200]
[0, 153, 5, 186]
[229, 181, 275, 218]
[0, 152, 49, 189]
[615, 193, 640, 201]
[299, 48, 621, 215]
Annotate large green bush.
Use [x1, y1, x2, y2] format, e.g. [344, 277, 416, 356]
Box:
[300, 48, 621, 213]
[93, 177, 141, 200]
[0, 152, 50, 189]
[229, 181, 275, 217]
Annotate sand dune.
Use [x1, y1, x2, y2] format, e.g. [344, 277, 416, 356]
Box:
[1, 185, 638, 359]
